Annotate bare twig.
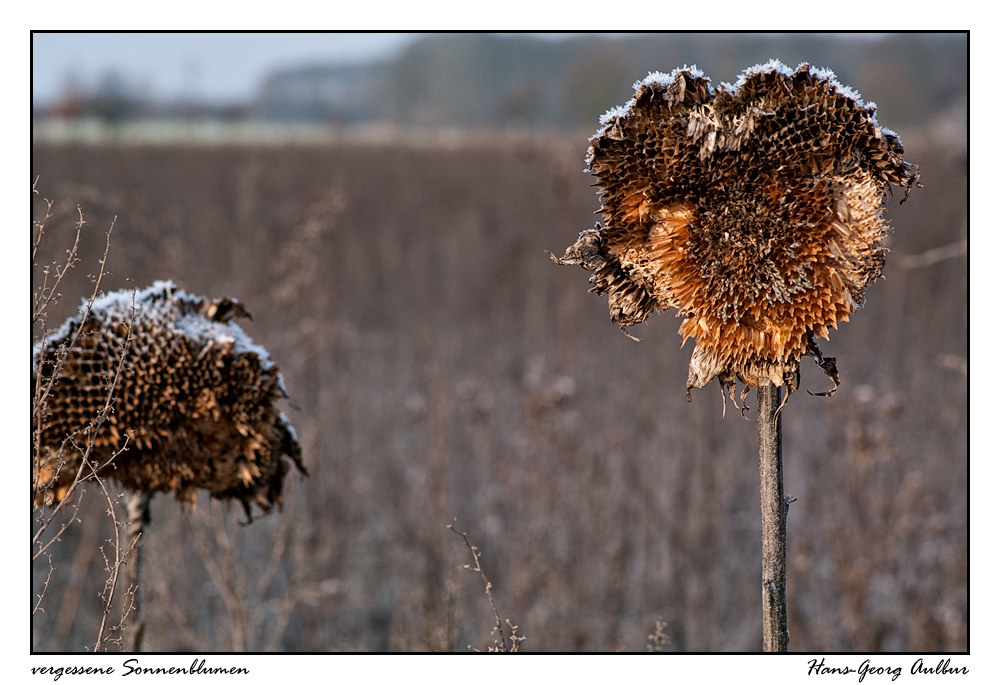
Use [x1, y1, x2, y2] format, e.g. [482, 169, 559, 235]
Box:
[33, 561, 56, 616]
[32, 211, 117, 428]
[448, 520, 525, 653]
[31, 186, 134, 650]
[92, 482, 137, 652]
[647, 616, 670, 652]
[33, 287, 134, 551]
[32, 193, 81, 326]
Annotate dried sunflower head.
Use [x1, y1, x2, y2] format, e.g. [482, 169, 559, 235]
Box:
[552, 61, 919, 401]
[33, 281, 306, 519]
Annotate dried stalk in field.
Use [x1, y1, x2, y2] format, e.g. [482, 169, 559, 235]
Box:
[757, 382, 787, 651]
[552, 61, 919, 651]
[448, 522, 525, 652]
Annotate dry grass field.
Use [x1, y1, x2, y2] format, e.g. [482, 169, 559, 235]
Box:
[31, 125, 966, 652]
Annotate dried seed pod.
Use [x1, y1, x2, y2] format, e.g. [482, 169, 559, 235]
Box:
[33, 280, 306, 518]
[552, 61, 919, 400]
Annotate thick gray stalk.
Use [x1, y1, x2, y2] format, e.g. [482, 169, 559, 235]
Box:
[757, 383, 788, 652]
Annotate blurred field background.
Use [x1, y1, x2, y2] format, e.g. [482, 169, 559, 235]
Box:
[31, 32, 967, 652]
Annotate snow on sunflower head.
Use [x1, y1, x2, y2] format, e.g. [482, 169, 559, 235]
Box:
[551, 61, 920, 403]
[33, 281, 306, 518]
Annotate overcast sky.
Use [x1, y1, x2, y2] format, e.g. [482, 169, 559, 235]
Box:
[32, 33, 423, 106]
[32, 32, 895, 110]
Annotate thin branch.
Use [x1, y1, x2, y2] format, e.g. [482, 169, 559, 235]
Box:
[33, 289, 135, 551]
[33, 560, 56, 616]
[32, 202, 81, 326]
[31, 178, 53, 269]
[32, 213, 117, 426]
[448, 520, 525, 653]
[31, 196, 130, 644]
[92, 480, 137, 652]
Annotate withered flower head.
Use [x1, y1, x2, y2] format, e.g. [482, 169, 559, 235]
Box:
[33, 281, 306, 518]
[552, 61, 919, 400]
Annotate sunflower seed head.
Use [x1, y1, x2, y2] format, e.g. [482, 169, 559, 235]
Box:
[33, 281, 305, 516]
[559, 62, 919, 398]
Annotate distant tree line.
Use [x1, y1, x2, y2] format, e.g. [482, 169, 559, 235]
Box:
[37, 33, 966, 131]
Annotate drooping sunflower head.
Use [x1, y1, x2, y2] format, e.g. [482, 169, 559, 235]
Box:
[33, 281, 306, 518]
[552, 61, 919, 400]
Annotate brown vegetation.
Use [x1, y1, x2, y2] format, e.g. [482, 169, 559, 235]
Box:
[31, 125, 966, 651]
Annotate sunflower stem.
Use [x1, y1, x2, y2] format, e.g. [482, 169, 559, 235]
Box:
[757, 382, 788, 652]
[124, 492, 150, 652]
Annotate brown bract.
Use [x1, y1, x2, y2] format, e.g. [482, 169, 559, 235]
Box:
[33, 281, 306, 518]
[552, 61, 919, 401]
